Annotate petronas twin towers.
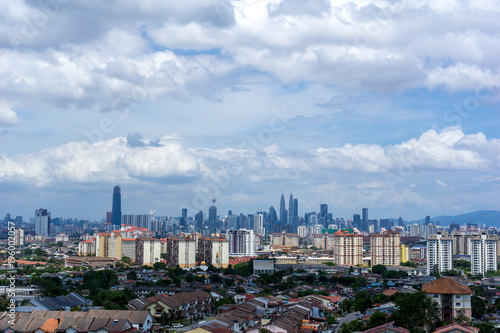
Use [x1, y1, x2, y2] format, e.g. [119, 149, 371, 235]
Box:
[279, 192, 298, 225]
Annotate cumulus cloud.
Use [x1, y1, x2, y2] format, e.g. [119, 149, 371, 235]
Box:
[0, 104, 19, 126]
[0, 0, 499, 117]
[0, 127, 498, 188]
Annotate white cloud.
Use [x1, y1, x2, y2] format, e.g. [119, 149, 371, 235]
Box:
[0, 0, 499, 117]
[0, 103, 19, 126]
[435, 179, 447, 187]
[0, 127, 498, 189]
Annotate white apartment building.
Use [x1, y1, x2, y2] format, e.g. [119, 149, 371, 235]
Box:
[253, 214, 265, 236]
[226, 229, 256, 256]
[427, 232, 453, 275]
[469, 232, 498, 276]
[297, 225, 309, 238]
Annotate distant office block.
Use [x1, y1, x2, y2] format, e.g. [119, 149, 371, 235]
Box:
[112, 186, 122, 229]
[34, 208, 50, 236]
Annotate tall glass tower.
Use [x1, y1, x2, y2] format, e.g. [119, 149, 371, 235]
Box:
[279, 193, 287, 224]
[112, 185, 122, 229]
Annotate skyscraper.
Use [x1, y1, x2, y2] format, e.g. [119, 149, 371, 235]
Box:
[279, 193, 287, 224]
[353, 214, 361, 230]
[268, 206, 277, 223]
[180, 208, 188, 227]
[398, 216, 404, 227]
[288, 193, 295, 219]
[209, 206, 217, 227]
[35, 208, 50, 236]
[319, 204, 328, 227]
[195, 211, 204, 228]
[112, 185, 122, 229]
[362, 208, 368, 231]
[293, 198, 298, 217]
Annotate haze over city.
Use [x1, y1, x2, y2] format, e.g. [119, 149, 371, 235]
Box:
[0, 0, 499, 221]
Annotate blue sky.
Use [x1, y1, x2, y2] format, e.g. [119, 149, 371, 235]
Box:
[0, 0, 499, 222]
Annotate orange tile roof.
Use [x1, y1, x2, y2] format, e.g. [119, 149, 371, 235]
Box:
[422, 279, 472, 295]
[40, 318, 58, 333]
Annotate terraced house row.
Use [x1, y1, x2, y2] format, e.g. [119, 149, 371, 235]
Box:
[0, 310, 153, 333]
[126, 291, 214, 325]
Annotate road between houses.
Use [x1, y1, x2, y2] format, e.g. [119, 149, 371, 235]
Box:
[334, 312, 361, 333]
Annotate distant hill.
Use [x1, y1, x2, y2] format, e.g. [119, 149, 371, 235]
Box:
[407, 210, 500, 226]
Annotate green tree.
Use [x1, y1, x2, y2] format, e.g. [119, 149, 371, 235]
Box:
[153, 262, 167, 270]
[471, 295, 485, 319]
[453, 260, 471, 269]
[127, 270, 137, 280]
[441, 270, 461, 277]
[401, 261, 416, 268]
[103, 291, 130, 310]
[366, 311, 389, 329]
[339, 323, 352, 333]
[353, 291, 373, 313]
[473, 322, 495, 333]
[372, 265, 387, 275]
[82, 270, 118, 293]
[326, 315, 336, 326]
[122, 256, 132, 265]
[34, 248, 47, 256]
[354, 277, 367, 290]
[392, 292, 440, 333]
[30, 276, 64, 297]
[454, 309, 469, 325]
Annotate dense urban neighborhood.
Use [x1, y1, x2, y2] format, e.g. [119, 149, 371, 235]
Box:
[2, 225, 500, 333]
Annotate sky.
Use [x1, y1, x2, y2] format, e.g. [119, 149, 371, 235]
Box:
[0, 0, 499, 222]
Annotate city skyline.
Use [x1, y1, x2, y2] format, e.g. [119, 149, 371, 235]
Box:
[0, 1, 499, 221]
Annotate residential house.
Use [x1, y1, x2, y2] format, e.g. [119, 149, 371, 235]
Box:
[422, 278, 473, 322]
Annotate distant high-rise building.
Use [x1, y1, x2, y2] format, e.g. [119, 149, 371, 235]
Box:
[410, 223, 423, 237]
[227, 229, 255, 256]
[379, 218, 392, 230]
[227, 215, 239, 230]
[180, 208, 188, 227]
[288, 193, 295, 218]
[253, 214, 265, 235]
[398, 216, 404, 227]
[279, 193, 287, 223]
[208, 206, 217, 226]
[268, 206, 277, 223]
[35, 208, 50, 236]
[106, 212, 112, 224]
[353, 214, 361, 230]
[362, 208, 368, 231]
[449, 222, 460, 232]
[425, 216, 431, 225]
[195, 211, 204, 228]
[319, 204, 328, 227]
[112, 185, 122, 229]
[294, 198, 298, 217]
